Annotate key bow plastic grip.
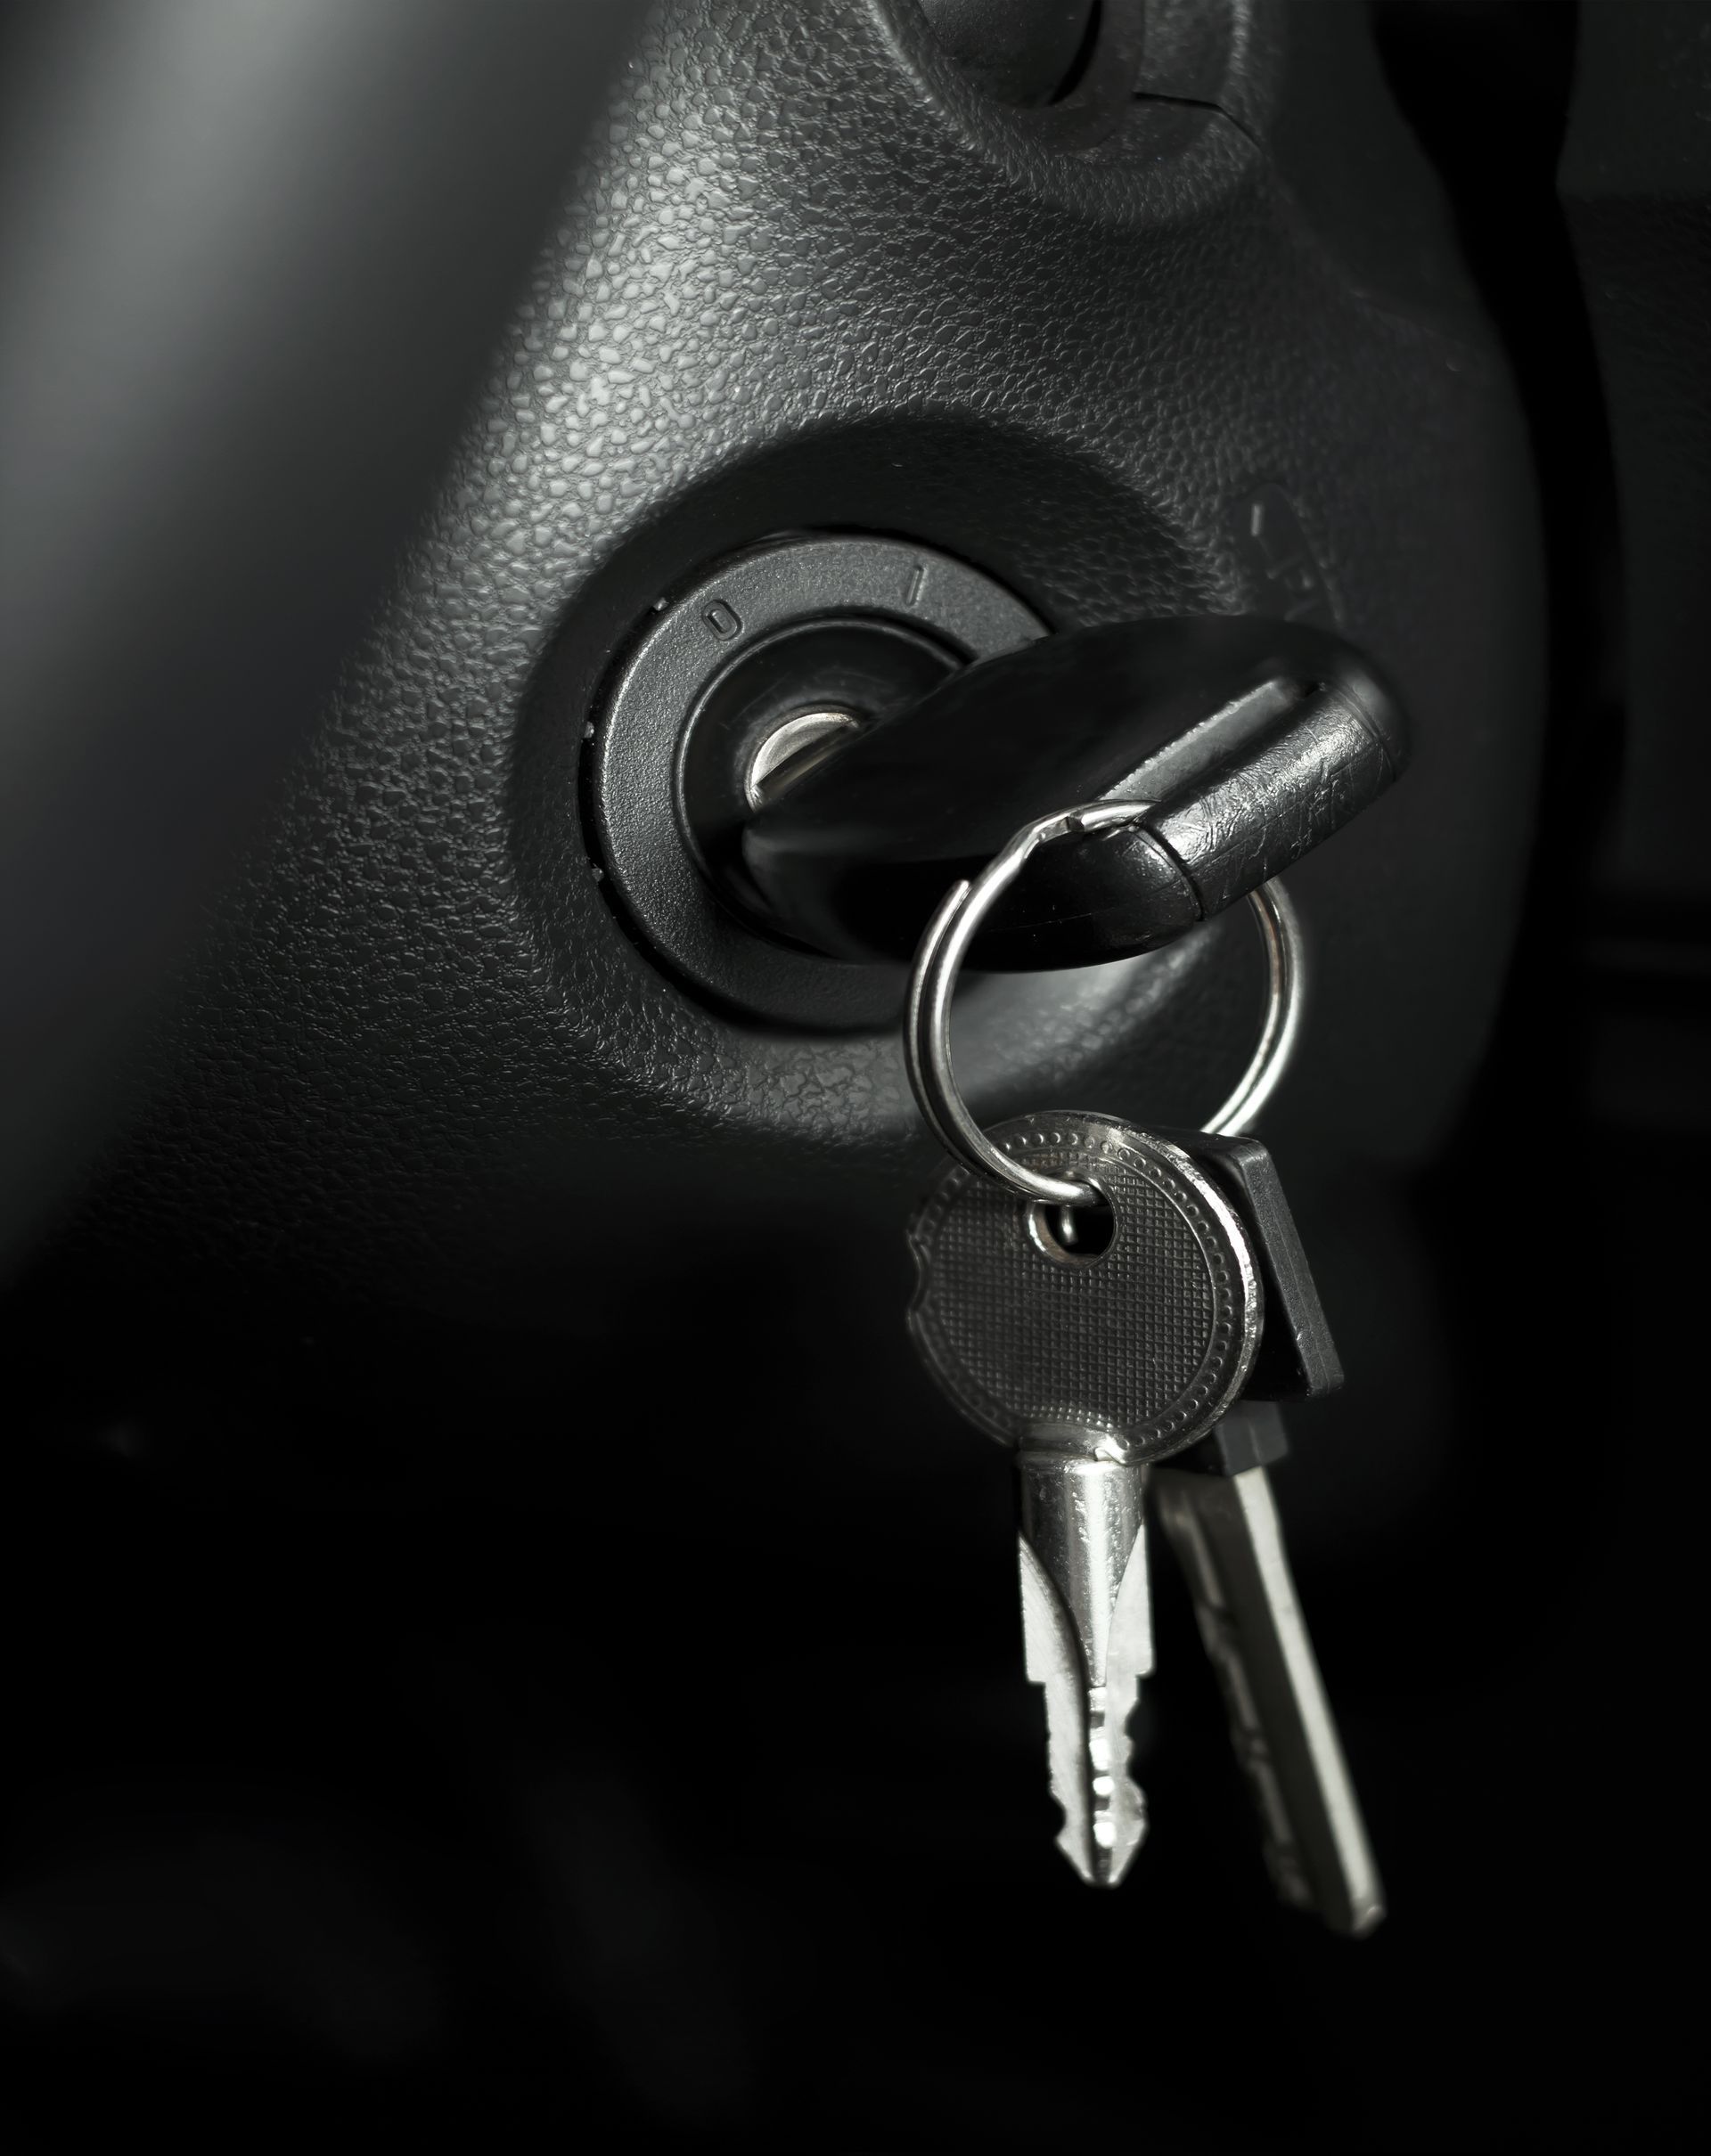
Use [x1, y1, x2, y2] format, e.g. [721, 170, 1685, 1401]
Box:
[741, 615, 1409, 971]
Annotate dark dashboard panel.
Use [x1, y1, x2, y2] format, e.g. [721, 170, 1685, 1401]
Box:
[70, 0, 1539, 1325]
[25, 7, 1694, 2152]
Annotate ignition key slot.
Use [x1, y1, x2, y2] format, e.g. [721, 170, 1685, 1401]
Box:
[585, 534, 1044, 1030]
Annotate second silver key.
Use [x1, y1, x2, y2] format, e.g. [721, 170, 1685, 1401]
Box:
[1155, 1406, 1386, 1936]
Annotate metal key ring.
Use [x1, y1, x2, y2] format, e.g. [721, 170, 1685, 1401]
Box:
[904, 800, 1306, 1207]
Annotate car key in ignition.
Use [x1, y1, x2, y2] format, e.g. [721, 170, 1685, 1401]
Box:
[900, 796, 1386, 1933]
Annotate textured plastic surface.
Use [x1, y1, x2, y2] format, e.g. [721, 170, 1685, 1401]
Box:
[68, 0, 1543, 1319]
[0, 0, 636, 1262]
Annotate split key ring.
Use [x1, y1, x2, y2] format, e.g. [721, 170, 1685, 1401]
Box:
[903, 800, 1306, 1208]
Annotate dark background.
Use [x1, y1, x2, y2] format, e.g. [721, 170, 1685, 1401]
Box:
[0, 3, 1706, 2148]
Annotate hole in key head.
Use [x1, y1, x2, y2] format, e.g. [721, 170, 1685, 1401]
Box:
[1027, 1187, 1116, 1263]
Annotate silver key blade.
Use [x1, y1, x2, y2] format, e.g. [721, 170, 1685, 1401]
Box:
[1017, 1448, 1152, 1888]
[1153, 1463, 1385, 1937]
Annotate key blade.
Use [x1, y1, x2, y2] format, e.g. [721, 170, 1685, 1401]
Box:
[1017, 1450, 1152, 1888]
[1154, 1461, 1385, 1937]
[1019, 1540, 1148, 1885]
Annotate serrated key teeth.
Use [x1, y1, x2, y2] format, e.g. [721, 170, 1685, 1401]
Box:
[1017, 1463, 1153, 1890]
[1024, 1605, 1148, 1887]
[1083, 1686, 1148, 1887]
[1073, 1753, 1147, 1890]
